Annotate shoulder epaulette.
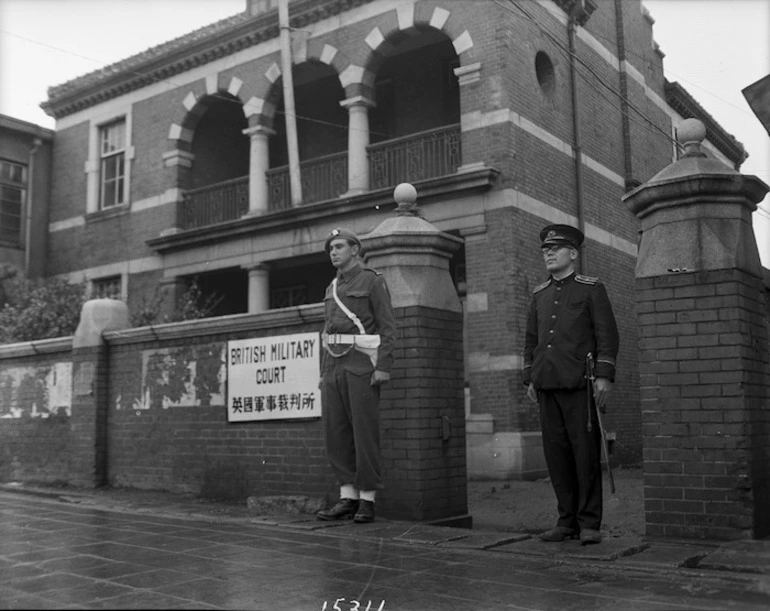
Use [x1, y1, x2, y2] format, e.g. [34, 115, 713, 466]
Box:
[575, 274, 598, 285]
[362, 265, 381, 276]
[533, 279, 551, 294]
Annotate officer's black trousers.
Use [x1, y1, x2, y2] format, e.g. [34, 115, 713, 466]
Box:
[320, 356, 382, 492]
[539, 388, 603, 531]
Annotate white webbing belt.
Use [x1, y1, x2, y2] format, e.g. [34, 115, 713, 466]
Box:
[324, 278, 380, 366]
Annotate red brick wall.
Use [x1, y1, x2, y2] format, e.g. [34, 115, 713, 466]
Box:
[0, 302, 467, 522]
[637, 269, 770, 540]
[0, 347, 75, 484]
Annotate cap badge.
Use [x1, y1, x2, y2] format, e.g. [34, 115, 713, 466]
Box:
[547, 230, 556, 238]
[331, 229, 339, 237]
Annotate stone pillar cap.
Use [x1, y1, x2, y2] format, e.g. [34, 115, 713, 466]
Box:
[647, 119, 738, 184]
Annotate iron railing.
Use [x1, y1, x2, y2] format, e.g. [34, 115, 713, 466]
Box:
[178, 124, 462, 229]
[181, 176, 249, 230]
[266, 151, 348, 211]
[368, 123, 461, 190]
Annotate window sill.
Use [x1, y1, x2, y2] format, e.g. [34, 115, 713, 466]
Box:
[85, 204, 130, 224]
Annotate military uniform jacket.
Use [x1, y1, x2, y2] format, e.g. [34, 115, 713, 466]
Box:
[322, 262, 397, 374]
[523, 272, 619, 390]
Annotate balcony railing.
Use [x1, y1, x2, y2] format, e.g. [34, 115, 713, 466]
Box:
[179, 124, 462, 229]
[368, 123, 461, 190]
[266, 151, 348, 211]
[181, 176, 249, 230]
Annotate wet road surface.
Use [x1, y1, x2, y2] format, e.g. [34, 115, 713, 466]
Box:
[1, 491, 768, 610]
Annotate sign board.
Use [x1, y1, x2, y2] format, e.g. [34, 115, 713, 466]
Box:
[227, 332, 321, 422]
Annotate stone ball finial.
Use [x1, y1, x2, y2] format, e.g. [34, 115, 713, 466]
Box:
[393, 182, 424, 218]
[678, 118, 707, 158]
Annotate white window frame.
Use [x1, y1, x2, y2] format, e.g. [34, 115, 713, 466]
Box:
[85, 110, 134, 214]
[99, 119, 127, 209]
[90, 273, 125, 301]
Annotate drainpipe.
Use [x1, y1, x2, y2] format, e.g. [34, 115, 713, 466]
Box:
[278, 0, 302, 206]
[567, 9, 587, 271]
[614, 0, 633, 190]
[25, 138, 42, 278]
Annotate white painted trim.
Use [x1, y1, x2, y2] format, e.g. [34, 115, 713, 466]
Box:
[49, 216, 85, 232]
[320, 44, 337, 65]
[452, 31, 473, 56]
[485, 188, 638, 257]
[429, 6, 450, 30]
[365, 27, 384, 50]
[62, 255, 163, 284]
[468, 352, 523, 372]
[265, 63, 281, 83]
[228, 76, 243, 97]
[49, 189, 180, 232]
[396, 4, 414, 30]
[461, 108, 626, 187]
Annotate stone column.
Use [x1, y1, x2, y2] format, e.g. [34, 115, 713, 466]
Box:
[340, 96, 374, 196]
[71, 299, 130, 487]
[361, 183, 468, 524]
[245, 264, 270, 313]
[243, 125, 275, 216]
[623, 119, 770, 540]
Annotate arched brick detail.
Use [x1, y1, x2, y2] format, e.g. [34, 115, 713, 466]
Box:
[359, 3, 480, 95]
[166, 78, 250, 154]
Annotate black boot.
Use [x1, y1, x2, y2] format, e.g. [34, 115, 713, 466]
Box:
[316, 498, 359, 521]
[354, 500, 375, 523]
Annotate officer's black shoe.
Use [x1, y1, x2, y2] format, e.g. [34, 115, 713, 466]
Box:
[316, 498, 359, 521]
[538, 526, 578, 542]
[353, 500, 375, 523]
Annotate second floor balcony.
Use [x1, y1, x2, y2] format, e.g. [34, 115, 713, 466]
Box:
[180, 124, 462, 231]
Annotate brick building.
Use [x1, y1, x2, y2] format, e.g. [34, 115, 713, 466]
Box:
[38, 0, 747, 478]
[0, 114, 53, 284]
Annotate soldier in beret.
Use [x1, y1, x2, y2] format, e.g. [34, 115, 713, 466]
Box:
[522, 224, 619, 545]
[316, 228, 397, 524]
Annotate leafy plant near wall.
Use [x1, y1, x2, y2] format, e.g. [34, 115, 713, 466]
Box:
[0, 266, 88, 343]
[0, 267, 222, 343]
[130, 279, 223, 328]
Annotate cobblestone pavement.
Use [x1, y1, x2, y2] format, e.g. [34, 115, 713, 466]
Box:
[1, 487, 769, 610]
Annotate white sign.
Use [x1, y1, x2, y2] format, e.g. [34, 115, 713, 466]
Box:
[227, 332, 321, 422]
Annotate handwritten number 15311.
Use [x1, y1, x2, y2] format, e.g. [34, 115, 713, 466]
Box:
[321, 599, 385, 611]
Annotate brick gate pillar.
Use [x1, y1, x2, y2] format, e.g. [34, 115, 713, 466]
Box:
[70, 299, 130, 488]
[623, 119, 770, 540]
[361, 183, 468, 525]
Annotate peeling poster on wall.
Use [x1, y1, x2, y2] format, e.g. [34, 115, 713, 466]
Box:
[0, 362, 73, 419]
[119, 344, 226, 413]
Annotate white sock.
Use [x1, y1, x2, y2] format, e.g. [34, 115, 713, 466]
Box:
[359, 490, 376, 502]
[340, 484, 359, 500]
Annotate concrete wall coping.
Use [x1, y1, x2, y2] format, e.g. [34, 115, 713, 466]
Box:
[103, 303, 325, 346]
[0, 336, 74, 360]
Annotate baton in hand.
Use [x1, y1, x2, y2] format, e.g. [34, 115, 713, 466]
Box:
[586, 353, 616, 494]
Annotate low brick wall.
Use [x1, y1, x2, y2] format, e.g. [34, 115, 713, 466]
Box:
[0, 302, 468, 522]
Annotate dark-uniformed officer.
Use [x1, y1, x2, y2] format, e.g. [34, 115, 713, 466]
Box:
[522, 224, 619, 545]
[316, 228, 397, 524]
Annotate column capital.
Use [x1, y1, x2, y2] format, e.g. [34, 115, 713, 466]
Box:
[162, 149, 195, 168]
[242, 125, 276, 138]
[243, 263, 270, 273]
[340, 95, 376, 110]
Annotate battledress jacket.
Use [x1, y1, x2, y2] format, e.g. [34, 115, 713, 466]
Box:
[322, 262, 397, 375]
[523, 272, 619, 390]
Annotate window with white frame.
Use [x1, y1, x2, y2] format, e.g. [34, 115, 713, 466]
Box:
[0, 159, 26, 246]
[99, 119, 126, 209]
[92, 275, 122, 300]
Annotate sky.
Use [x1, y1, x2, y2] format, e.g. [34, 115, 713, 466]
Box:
[0, 0, 768, 266]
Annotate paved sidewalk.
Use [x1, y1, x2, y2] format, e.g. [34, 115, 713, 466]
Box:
[1, 483, 769, 609]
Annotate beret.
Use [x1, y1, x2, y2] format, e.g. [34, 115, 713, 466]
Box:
[324, 227, 362, 251]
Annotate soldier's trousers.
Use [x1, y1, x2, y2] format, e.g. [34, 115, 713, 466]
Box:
[320, 355, 382, 492]
[539, 388, 603, 531]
